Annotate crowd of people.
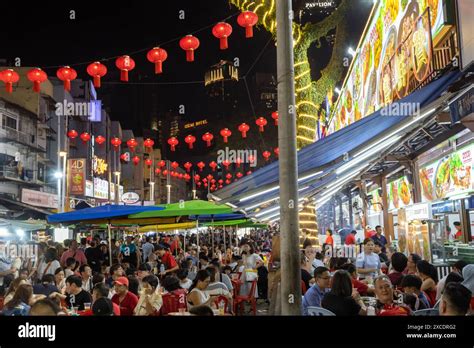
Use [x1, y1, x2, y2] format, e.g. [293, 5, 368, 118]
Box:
[1, 223, 472, 317]
[0, 227, 276, 316]
[301, 228, 474, 316]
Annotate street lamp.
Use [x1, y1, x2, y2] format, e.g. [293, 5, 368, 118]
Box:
[149, 182, 155, 202]
[347, 47, 356, 57]
[114, 171, 121, 204]
[334, 87, 341, 95]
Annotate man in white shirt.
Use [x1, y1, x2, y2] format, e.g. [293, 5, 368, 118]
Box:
[141, 237, 154, 264]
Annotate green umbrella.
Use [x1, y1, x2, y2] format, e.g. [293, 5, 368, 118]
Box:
[129, 200, 233, 219]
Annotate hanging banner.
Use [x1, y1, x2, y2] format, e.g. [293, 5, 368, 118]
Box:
[67, 158, 86, 196]
[387, 176, 413, 211]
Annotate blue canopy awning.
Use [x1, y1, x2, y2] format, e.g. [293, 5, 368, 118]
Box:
[213, 70, 463, 210]
[189, 213, 247, 221]
[47, 205, 165, 224]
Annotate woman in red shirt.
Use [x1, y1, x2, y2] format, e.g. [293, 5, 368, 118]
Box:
[325, 229, 334, 247]
[416, 260, 438, 307]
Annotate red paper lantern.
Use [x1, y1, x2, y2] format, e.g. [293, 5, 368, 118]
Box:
[158, 160, 166, 168]
[144, 138, 154, 150]
[218, 185, 223, 189]
[95, 135, 106, 145]
[212, 22, 233, 50]
[204, 183, 208, 188]
[80, 132, 91, 143]
[0, 69, 20, 93]
[218, 179, 224, 185]
[111, 137, 122, 150]
[220, 128, 232, 143]
[171, 161, 179, 170]
[207, 175, 213, 181]
[168, 137, 179, 151]
[225, 179, 231, 185]
[184, 162, 193, 172]
[127, 138, 138, 152]
[238, 123, 250, 138]
[202, 132, 214, 147]
[115, 55, 136, 82]
[194, 174, 200, 182]
[184, 174, 191, 181]
[226, 173, 232, 180]
[146, 47, 168, 74]
[184, 135, 196, 149]
[197, 161, 205, 172]
[67, 130, 78, 139]
[145, 159, 153, 167]
[222, 160, 231, 170]
[179, 35, 200, 62]
[274, 147, 279, 156]
[197, 181, 202, 187]
[236, 172, 243, 178]
[209, 161, 217, 172]
[155, 168, 161, 175]
[120, 153, 129, 161]
[248, 154, 255, 164]
[179, 173, 184, 179]
[86, 62, 107, 88]
[271, 111, 279, 126]
[247, 170, 252, 175]
[132, 156, 140, 166]
[56, 66, 77, 92]
[237, 11, 258, 38]
[26, 68, 47, 93]
[256, 117, 268, 132]
[263, 151, 271, 161]
[162, 169, 168, 176]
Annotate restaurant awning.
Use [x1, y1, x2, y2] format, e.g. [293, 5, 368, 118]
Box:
[129, 200, 233, 219]
[47, 205, 165, 224]
[189, 213, 246, 221]
[138, 222, 197, 233]
[203, 219, 249, 227]
[0, 218, 47, 231]
[211, 70, 464, 216]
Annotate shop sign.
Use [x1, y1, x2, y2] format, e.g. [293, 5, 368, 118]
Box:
[92, 156, 108, 175]
[368, 188, 383, 212]
[122, 192, 140, 204]
[387, 176, 413, 211]
[419, 143, 474, 202]
[405, 202, 430, 221]
[94, 178, 109, 200]
[21, 188, 58, 209]
[328, 0, 444, 134]
[86, 180, 93, 197]
[67, 159, 86, 196]
[449, 87, 474, 124]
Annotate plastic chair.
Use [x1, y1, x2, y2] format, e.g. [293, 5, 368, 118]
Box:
[214, 295, 231, 314]
[307, 306, 336, 316]
[160, 290, 187, 315]
[231, 279, 242, 299]
[233, 280, 257, 315]
[413, 308, 439, 316]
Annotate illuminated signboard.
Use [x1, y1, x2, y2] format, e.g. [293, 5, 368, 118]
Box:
[184, 119, 208, 129]
[92, 156, 108, 175]
[419, 143, 474, 202]
[328, 0, 445, 134]
[387, 175, 413, 211]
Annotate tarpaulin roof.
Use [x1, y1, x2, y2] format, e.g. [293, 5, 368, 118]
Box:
[47, 205, 165, 224]
[212, 70, 463, 210]
[203, 219, 248, 227]
[0, 219, 47, 231]
[129, 200, 233, 219]
[138, 222, 197, 233]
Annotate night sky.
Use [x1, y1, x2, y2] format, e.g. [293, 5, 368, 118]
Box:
[3, 0, 371, 160]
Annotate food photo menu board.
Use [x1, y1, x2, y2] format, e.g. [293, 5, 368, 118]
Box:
[387, 176, 413, 211]
[419, 144, 474, 202]
[328, 0, 444, 134]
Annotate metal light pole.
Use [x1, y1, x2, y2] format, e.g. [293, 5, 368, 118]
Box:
[277, 0, 302, 315]
[166, 160, 171, 204]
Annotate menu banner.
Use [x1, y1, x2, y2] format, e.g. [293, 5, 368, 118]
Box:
[67, 159, 86, 196]
[328, 0, 444, 135]
[419, 143, 474, 202]
[387, 176, 413, 211]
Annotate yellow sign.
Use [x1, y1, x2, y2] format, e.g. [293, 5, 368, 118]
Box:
[184, 119, 208, 129]
[93, 156, 108, 175]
